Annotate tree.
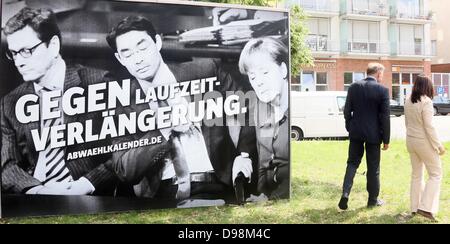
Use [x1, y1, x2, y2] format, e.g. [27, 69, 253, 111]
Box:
[196, 0, 313, 76]
[289, 5, 313, 76]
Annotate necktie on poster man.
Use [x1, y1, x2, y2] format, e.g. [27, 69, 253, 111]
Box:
[33, 87, 73, 185]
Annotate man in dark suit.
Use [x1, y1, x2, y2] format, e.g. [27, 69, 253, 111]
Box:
[1, 7, 117, 195]
[338, 63, 390, 210]
[105, 16, 258, 203]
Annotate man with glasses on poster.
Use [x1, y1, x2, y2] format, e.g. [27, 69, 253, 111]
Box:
[1, 7, 117, 196]
[6, 41, 45, 61]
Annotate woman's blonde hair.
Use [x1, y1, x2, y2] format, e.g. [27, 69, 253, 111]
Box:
[238, 37, 289, 75]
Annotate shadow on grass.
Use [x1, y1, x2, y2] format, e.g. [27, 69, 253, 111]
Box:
[291, 178, 368, 200]
[298, 205, 438, 224]
[292, 179, 340, 197]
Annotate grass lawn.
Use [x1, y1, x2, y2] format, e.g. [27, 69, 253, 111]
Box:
[1, 140, 448, 224]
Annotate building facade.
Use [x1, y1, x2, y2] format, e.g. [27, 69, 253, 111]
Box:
[429, 0, 450, 99]
[287, 0, 434, 104]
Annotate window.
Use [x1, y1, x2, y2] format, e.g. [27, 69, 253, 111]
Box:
[402, 73, 412, 85]
[392, 72, 421, 103]
[344, 73, 353, 91]
[316, 72, 328, 91]
[392, 87, 400, 102]
[398, 24, 424, 55]
[353, 0, 369, 13]
[414, 26, 424, 55]
[306, 18, 329, 51]
[300, 0, 329, 11]
[344, 72, 365, 91]
[392, 73, 400, 101]
[392, 73, 400, 85]
[398, 0, 421, 18]
[337, 96, 346, 113]
[433, 73, 442, 86]
[443, 74, 450, 97]
[351, 0, 382, 15]
[299, 71, 329, 92]
[348, 21, 380, 53]
[291, 76, 301, 92]
[301, 71, 315, 92]
[432, 73, 450, 98]
[368, 23, 379, 53]
[301, 0, 316, 10]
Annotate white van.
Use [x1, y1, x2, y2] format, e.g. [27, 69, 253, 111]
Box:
[291, 91, 348, 141]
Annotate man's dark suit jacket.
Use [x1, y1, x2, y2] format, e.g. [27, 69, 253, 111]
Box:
[344, 76, 390, 145]
[1, 64, 117, 194]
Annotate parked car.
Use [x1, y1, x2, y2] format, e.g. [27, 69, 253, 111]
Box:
[433, 96, 450, 116]
[390, 99, 404, 117]
[291, 91, 348, 141]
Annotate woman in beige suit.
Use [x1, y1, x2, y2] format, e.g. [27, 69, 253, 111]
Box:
[404, 75, 446, 221]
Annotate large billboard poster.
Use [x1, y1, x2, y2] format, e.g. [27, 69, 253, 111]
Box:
[0, 0, 290, 217]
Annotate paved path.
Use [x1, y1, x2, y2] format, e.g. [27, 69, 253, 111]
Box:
[391, 115, 450, 142]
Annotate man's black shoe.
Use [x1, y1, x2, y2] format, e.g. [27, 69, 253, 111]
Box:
[367, 199, 384, 208]
[338, 196, 349, 210]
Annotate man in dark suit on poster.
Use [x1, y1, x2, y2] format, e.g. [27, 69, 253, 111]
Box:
[338, 63, 391, 210]
[105, 15, 258, 205]
[1, 7, 117, 195]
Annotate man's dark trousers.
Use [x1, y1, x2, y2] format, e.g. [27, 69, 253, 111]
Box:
[342, 139, 381, 203]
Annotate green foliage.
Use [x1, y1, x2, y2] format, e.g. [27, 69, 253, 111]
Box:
[289, 5, 313, 76]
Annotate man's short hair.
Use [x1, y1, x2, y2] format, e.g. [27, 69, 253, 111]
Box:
[366, 63, 385, 76]
[3, 7, 61, 45]
[106, 16, 157, 51]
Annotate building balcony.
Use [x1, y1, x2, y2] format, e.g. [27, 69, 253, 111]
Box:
[341, 0, 389, 21]
[390, 10, 433, 24]
[393, 42, 433, 58]
[286, 0, 339, 17]
[343, 40, 390, 57]
[306, 36, 340, 57]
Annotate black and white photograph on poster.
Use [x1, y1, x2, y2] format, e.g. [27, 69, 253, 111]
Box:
[0, 0, 291, 218]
